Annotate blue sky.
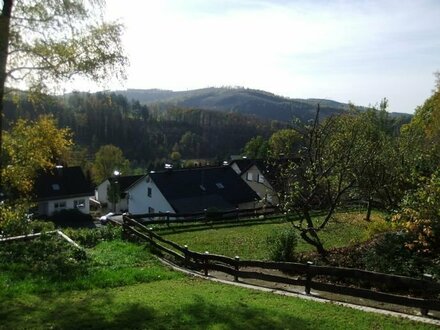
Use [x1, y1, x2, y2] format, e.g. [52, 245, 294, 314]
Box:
[72, 0, 440, 114]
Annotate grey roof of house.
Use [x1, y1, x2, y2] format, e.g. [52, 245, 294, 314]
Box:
[149, 166, 260, 213]
[34, 166, 94, 201]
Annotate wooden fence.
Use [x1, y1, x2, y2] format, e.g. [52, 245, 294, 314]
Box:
[126, 205, 278, 226]
[122, 215, 440, 316]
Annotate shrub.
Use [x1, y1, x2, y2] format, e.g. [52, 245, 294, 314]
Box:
[0, 234, 89, 279]
[64, 226, 122, 248]
[266, 227, 298, 261]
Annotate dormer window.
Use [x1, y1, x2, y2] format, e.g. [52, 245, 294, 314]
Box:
[52, 184, 60, 191]
[216, 183, 224, 189]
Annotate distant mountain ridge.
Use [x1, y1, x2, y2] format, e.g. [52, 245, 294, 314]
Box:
[114, 87, 355, 123]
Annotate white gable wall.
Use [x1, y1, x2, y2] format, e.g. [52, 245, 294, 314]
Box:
[127, 176, 174, 215]
[241, 165, 278, 205]
[95, 180, 110, 203]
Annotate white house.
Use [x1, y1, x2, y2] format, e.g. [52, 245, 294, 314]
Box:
[95, 175, 143, 213]
[230, 159, 279, 206]
[126, 166, 261, 215]
[34, 166, 94, 216]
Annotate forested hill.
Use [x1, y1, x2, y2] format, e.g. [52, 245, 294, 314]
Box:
[115, 87, 353, 122]
[3, 92, 286, 168]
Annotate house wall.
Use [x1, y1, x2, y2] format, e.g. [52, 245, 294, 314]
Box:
[95, 179, 129, 213]
[241, 165, 279, 206]
[95, 180, 110, 203]
[127, 176, 174, 215]
[39, 196, 91, 216]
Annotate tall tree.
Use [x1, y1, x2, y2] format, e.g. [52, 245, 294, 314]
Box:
[276, 107, 367, 256]
[2, 115, 72, 197]
[91, 145, 129, 184]
[0, 0, 127, 190]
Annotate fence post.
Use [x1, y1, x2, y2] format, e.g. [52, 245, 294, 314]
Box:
[204, 251, 209, 276]
[305, 261, 313, 295]
[166, 211, 170, 227]
[122, 214, 128, 240]
[420, 273, 433, 316]
[236, 207, 240, 221]
[184, 245, 189, 267]
[234, 256, 240, 282]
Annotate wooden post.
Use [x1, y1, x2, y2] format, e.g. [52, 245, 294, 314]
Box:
[184, 245, 189, 267]
[305, 261, 313, 295]
[234, 256, 240, 282]
[236, 207, 240, 221]
[122, 214, 128, 240]
[420, 273, 433, 316]
[166, 211, 170, 227]
[204, 251, 209, 276]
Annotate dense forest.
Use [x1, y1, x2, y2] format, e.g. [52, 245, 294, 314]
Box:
[3, 92, 287, 169]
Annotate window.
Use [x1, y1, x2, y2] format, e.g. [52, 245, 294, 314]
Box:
[54, 201, 66, 209]
[147, 187, 152, 197]
[52, 183, 60, 191]
[199, 184, 206, 191]
[216, 183, 224, 189]
[246, 172, 253, 181]
[148, 207, 155, 213]
[74, 199, 85, 209]
[257, 175, 265, 183]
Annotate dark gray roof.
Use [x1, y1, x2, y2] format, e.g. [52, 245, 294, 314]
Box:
[34, 166, 93, 201]
[150, 166, 260, 213]
[109, 175, 144, 192]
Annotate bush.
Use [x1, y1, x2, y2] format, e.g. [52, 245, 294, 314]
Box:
[266, 227, 298, 261]
[0, 234, 89, 279]
[64, 226, 122, 248]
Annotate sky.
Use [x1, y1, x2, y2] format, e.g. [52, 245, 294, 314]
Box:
[72, 0, 440, 114]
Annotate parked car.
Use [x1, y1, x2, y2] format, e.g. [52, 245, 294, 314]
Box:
[99, 212, 114, 225]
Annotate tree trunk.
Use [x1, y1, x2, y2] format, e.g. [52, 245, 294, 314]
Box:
[301, 209, 327, 258]
[0, 0, 13, 192]
[365, 196, 373, 222]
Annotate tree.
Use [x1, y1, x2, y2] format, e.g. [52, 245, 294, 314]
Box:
[276, 107, 367, 256]
[91, 145, 129, 184]
[268, 129, 301, 158]
[2, 115, 72, 197]
[393, 170, 440, 256]
[1, 0, 127, 189]
[242, 135, 269, 159]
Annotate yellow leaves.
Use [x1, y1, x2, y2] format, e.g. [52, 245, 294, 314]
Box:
[2, 115, 73, 197]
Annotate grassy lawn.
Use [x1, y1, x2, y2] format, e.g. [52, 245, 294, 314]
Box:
[1, 237, 433, 329]
[162, 211, 390, 259]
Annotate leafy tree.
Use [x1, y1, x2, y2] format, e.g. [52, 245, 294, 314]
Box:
[268, 129, 301, 158]
[2, 115, 72, 197]
[393, 170, 440, 256]
[1, 0, 127, 188]
[276, 107, 367, 256]
[242, 135, 269, 159]
[91, 145, 129, 184]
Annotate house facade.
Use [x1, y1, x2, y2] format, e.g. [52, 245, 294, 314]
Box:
[230, 159, 279, 206]
[126, 166, 261, 215]
[95, 175, 143, 213]
[34, 166, 94, 217]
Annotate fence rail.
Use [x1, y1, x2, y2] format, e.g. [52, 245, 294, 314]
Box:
[122, 215, 440, 316]
[126, 206, 278, 225]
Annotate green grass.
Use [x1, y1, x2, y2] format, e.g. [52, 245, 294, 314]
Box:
[0, 239, 435, 329]
[162, 211, 391, 259]
[0, 239, 182, 296]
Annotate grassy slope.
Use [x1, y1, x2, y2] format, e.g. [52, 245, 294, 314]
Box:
[162, 211, 390, 259]
[0, 277, 434, 329]
[1, 238, 433, 329]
